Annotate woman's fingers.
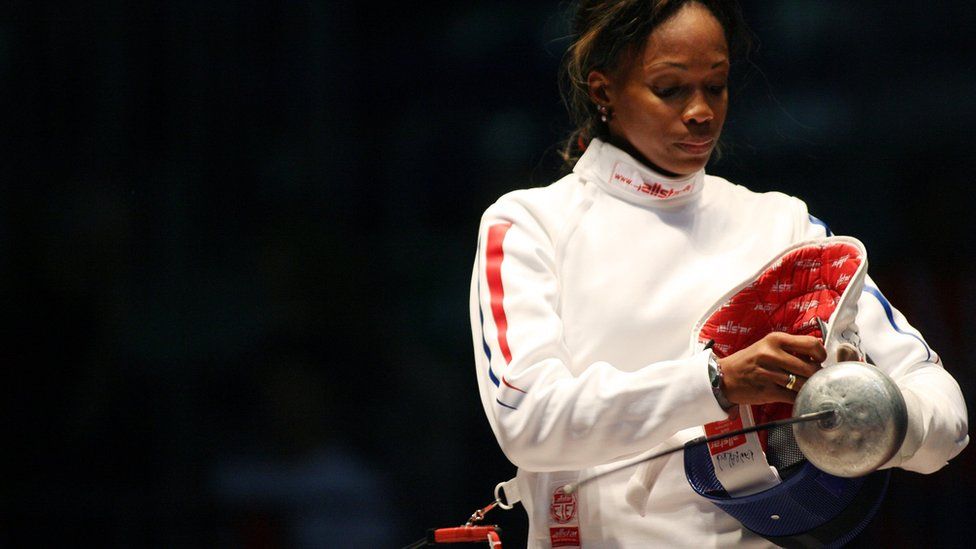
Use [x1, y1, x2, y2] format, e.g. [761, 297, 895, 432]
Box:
[755, 339, 820, 378]
[761, 366, 805, 397]
[769, 385, 797, 404]
[777, 333, 827, 363]
[772, 349, 820, 378]
[779, 370, 805, 393]
[762, 332, 823, 378]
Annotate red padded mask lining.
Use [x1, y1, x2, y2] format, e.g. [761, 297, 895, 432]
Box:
[699, 242, 863, 448]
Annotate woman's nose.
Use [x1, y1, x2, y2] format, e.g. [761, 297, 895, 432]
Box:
[683, 92, 714, 125]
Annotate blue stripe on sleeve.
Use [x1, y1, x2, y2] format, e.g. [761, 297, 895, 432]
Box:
[863, 285, 932, 361]
[480, 305, 500, 387]
[809, 214, 833, 236]
[496, 398, 518, 411]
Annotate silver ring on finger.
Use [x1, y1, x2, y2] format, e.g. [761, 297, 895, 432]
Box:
[785, 373, 797, 391]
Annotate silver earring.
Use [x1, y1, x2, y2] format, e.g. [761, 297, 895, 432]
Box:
[597, 104, 610, 123]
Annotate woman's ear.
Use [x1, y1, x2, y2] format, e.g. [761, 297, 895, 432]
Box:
[587, 70, 612, 109]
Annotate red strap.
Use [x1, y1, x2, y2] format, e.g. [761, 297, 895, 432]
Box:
[433, 526, 501, 544]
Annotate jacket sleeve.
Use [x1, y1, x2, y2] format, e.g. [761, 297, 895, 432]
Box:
[801, 212, 969, 473]
[470, 197, 728, 472]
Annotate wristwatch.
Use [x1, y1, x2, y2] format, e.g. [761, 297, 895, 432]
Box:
[707, 351, 735, 410]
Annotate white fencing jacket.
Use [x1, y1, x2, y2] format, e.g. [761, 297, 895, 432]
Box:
[469, 138, 968, 548]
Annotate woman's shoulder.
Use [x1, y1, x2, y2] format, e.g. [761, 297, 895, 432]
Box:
[705, 173, 817, 240]
[481, 172, 588, 223]
[705, 173, 809, 210]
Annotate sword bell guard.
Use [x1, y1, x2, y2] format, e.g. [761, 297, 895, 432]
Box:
[793, 361, 908, 477]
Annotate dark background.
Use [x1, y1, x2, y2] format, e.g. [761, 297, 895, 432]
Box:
[4, 1, 974, 547]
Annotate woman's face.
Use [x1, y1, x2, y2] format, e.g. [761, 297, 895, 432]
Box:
[589, 3, 729, 176]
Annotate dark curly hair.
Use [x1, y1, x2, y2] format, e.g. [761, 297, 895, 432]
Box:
[559, 0, 752, 168]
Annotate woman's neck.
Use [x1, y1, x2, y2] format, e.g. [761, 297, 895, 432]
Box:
[604, 135, 684, 178]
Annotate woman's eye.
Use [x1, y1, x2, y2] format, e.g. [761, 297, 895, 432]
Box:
[654, 87, 679, 98]
[708, 84, 727, 94]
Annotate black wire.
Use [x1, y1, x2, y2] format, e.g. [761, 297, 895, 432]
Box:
[401, 537, 429, 549]
[565, 409, 835, 493]
[693, 409, 835, 450]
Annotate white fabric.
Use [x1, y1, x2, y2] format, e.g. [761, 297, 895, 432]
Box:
[496, 477, 521, 508]
[820, 238, 870, 367]
[623, 433, 682, 517]
[469, 138, 968, 548]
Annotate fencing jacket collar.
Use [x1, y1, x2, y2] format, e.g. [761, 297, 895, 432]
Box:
[574, 137, 705, 208]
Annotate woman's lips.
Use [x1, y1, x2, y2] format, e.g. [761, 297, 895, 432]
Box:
[675, 139, 715, 155]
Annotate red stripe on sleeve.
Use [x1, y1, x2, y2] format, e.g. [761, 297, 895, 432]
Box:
[502, 376, 527, 394]
[486, 223, 513, 364]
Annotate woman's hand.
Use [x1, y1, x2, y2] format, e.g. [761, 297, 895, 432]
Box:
[718, 332, 826, 405]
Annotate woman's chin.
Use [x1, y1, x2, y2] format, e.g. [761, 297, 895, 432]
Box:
[658, 157, 711, 177]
